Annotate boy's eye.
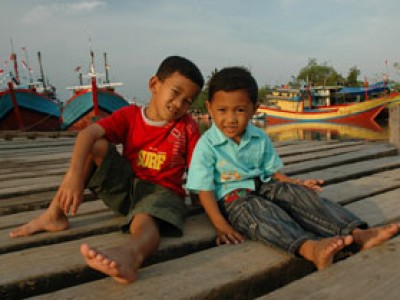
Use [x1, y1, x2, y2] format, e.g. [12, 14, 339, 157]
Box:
[237, 108, 245, 112]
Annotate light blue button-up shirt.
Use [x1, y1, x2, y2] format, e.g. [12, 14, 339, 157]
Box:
[186, 123, 283, 201]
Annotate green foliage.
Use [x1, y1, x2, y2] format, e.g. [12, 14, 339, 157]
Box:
[297, 58, 345, 86]
[258, 84, 272, 104]
[192, 89, 208, 112]
[345, 66, 360, 86]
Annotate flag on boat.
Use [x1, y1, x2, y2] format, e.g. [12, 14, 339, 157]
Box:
[21, 59, 33, 73]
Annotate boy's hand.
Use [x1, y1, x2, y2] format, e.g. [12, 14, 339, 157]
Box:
[56, 171, 84, 216]
[215, 222, 245, 245]
[298, 179, 324, 192]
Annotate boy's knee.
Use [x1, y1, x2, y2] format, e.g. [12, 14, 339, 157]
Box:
[90, 139, 111, 165]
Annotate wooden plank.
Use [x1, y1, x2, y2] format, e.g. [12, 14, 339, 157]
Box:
[28, 194, 400, 300]
[0, 165, 68, 182]
[321, 169, 400, 205]
[0, 214, 216, 299]
[1, 145, 396, 200]
[282, 144, 368, 165]
[0, 139, 75, 151]
[0, 200, 107, 229]
[0, 176, 63, 190]
[257, 236, 400, 300]
[276, 141, 364, 157]
[0, 211, 124, 254]
[0, 146, 74, 158]
[284, 143, 398, 175]
[346, 189, 400, 225]
[0, 191, 96, 216]
[293, 156, 400, 184]
[0, 131, 77, 140]
[2, 186, 398, 299]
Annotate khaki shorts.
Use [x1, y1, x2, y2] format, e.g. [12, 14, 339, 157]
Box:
[87, 144, 186, 236]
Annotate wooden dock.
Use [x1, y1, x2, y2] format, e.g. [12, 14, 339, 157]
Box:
[1, 135, 400, 299]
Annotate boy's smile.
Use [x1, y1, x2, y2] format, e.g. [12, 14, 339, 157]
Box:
[207, 89, 257, 144]
[147, 72, 200, 122]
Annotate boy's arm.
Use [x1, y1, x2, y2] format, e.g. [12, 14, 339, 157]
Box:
[199, 191, 245, 245]
[57, 123, 106, 215]
[272, 171, 324, 191]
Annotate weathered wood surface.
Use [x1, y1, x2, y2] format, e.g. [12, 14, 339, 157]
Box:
[257, 235, 400, 300]
[0, 137, 399, 299]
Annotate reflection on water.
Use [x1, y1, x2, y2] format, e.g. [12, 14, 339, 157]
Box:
[196, 117, 389, 142]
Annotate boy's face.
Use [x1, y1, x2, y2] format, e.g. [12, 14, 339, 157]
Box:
[206, 89, 257, 144]
[147, 71, 200, 122]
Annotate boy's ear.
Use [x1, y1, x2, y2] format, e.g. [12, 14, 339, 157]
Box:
[148, 76, 159, 94]
[205, 100, 213, 117]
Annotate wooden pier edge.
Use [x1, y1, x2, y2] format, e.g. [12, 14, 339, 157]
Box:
[0, 137, 399, 299]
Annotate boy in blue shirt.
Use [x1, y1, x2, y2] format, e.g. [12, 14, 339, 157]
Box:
[186, 67, 399, 270]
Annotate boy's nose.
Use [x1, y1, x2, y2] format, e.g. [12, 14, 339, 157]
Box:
[226, 112, 237, 122]
[172, 99, 183, 110]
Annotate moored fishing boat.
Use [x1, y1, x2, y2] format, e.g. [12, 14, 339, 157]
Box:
[0, 49, 61, 131]
[61, 51, 129, 131]
[258, 83, 399, 125]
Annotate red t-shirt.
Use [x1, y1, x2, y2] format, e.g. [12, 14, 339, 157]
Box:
[97, 105, 200, 197]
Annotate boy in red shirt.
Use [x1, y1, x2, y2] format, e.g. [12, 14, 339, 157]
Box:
[10, 56, 204, 283]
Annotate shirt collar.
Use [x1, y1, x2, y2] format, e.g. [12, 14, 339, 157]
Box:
[208, 122, 261, 146]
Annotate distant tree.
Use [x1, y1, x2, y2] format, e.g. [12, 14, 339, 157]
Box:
[258, 84, 272, 104]
[191, 68, 218, 112]
[345, 66, 360, 86]
[297, 58, 344, 86]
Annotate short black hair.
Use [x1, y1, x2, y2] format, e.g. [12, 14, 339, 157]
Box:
[156, 56, 204, 89]
[208, 67, 258, 105]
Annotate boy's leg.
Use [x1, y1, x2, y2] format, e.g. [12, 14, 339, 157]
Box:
[223, 196, 353, 270]
[9, 139, 109, 238]
[259, 182, 367, 237]
[80, 212, 160, 284]
[81, 180, 185, 283]
[260, 182, 400, 252]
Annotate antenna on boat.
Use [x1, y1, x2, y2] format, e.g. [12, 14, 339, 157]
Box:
[37, 51, 47, 90]
[10, 37, 20, 84]
[104, 52, 110, 84]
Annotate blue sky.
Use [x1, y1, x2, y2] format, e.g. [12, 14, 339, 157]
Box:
[1, 0, 399, 104]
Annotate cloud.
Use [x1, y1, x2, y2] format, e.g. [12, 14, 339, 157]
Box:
[22, 1, 106, 23]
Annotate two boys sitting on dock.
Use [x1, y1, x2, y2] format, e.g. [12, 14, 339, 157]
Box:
[10, 58, 400, 283]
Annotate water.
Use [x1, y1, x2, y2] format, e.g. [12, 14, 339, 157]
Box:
[196, 117, 389, 142]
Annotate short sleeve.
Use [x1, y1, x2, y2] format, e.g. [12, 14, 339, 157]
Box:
[97, 106, 135, 144]
[186, 137, 216, 192]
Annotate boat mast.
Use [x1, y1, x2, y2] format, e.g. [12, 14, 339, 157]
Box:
[37, 51, 47, 90]
[10, 38, 20, 84]
[104, 52, 110, 84]
[89, 50, 99, 116]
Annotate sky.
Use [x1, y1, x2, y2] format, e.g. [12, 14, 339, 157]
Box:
[1, 0, 400, 104]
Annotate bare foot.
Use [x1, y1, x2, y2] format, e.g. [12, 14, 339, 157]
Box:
[80, 243, 142, 284]
[9, 212, 69, 238]
[352, 224, 400, 251]
[298, 235, 353, 270]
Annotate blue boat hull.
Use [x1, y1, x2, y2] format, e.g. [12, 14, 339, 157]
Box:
[61, 90, 129, 130]
[0, 89, 61, 131]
